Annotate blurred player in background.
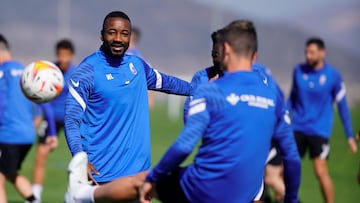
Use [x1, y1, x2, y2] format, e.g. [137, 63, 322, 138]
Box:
[127, 27, 155, 109]
[0, 34, 56, 203]
[288, 37, 357, 203]
[31, 39, 76, 202]
[64, 10, 192, 193]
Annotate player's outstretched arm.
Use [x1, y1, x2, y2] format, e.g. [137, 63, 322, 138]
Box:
[332, 78, 357, 153]
[144, 62, 193, 96]
[273, 108, 301, 203]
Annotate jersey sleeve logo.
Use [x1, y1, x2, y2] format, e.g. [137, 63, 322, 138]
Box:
[70, 79, 80, 87]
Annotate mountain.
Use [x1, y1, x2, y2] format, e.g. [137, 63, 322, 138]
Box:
[1, 0, 359, 103]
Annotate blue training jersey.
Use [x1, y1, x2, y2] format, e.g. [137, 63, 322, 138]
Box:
[65, 49, 192, 182]
[49, 63, 76, 122]
[148, 70, 301, 203]
[0, 61, 56, 144]
[289, 63, 354, 139]
[184, 63, 284, 122]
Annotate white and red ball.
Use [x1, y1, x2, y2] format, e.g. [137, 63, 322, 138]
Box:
[21, 60, 64, 103]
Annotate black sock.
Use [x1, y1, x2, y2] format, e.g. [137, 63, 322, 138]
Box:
[25, 194, 36, 202]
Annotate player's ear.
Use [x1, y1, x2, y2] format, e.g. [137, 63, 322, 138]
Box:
[320, 49, 326, 59]
[252, 52, 258, 63]
[223, 42, 231, 56]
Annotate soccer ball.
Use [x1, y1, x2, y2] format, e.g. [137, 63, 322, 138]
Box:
[21, 60, 64, 103]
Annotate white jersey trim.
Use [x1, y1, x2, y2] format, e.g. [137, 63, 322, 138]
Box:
[254, 181, 264, 201]
[69, 85, 86, 111]
[153, 69, 162, 89]
[336, 82, 346, 102]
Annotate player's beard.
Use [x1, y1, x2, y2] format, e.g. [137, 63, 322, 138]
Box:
[101, 41, 129, 59]
[307, 57, 321, 68]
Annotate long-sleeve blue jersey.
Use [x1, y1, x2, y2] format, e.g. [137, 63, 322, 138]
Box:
[65, 49, 192, 182]
[0, 61, 56, 144]
[184, 63, 284, 122]
[148, 70, 301, 203]
[49, 64, 76, 122]
[289, 63, 354, 139]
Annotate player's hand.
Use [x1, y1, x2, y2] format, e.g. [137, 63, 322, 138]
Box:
[88, 162, 100, 185]
[45, 135, 58, 151]
[133, 171, 149, 187]
[356, 131, 360, 142]
[347, 138, 358, 154]
[139, 182, 154, 203]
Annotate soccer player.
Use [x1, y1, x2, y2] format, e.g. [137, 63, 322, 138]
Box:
[32, 39, 76, 201]
[183, 30, 223, 122]
[138, 22, 301, 203]
[0, 34, 56, 203]
[126, 27, 155, 109]
[288, 37, 357, 203]
[64, 10, 192, 188]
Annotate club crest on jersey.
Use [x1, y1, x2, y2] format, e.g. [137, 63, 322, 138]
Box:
[302, 73, 308, 80]
[319, 74, 326, 86]
[129, 63, 137, 75]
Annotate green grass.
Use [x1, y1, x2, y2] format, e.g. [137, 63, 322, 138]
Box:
[5, 103, 360, 202]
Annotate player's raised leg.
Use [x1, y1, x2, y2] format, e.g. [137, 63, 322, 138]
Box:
[66, 152, 146, 203]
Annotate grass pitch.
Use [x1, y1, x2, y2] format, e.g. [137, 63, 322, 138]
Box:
[5, 103, 360, 202]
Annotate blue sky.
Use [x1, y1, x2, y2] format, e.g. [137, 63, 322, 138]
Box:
[194, 0, 360, 54]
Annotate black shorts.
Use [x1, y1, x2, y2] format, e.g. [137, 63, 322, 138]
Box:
[0, 143, 32, 175]
[267, 142, 282, 166]
[294, 131, 330, 159]
[37, 120, 64, 144]
[156, 167, 190, 203]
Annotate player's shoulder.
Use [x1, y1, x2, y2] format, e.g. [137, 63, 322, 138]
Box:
[253, 63, 271, 76]
[191, 67, 209, 81]
[124, 53, 150, 70]
[1, 60, 24, 70]
[324, 63, 341, 75]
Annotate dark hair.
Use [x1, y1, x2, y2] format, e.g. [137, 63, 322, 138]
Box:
[56, 39, 75, 54]
[306, 37, 325, 50]
[226, 20, 257, 40]
[131, 27, 141, 41]
[219, 20, 258, 58]
[211, 31, 222, 45]
[102, 11, 131, 35]
[0, 34, 10, 50]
